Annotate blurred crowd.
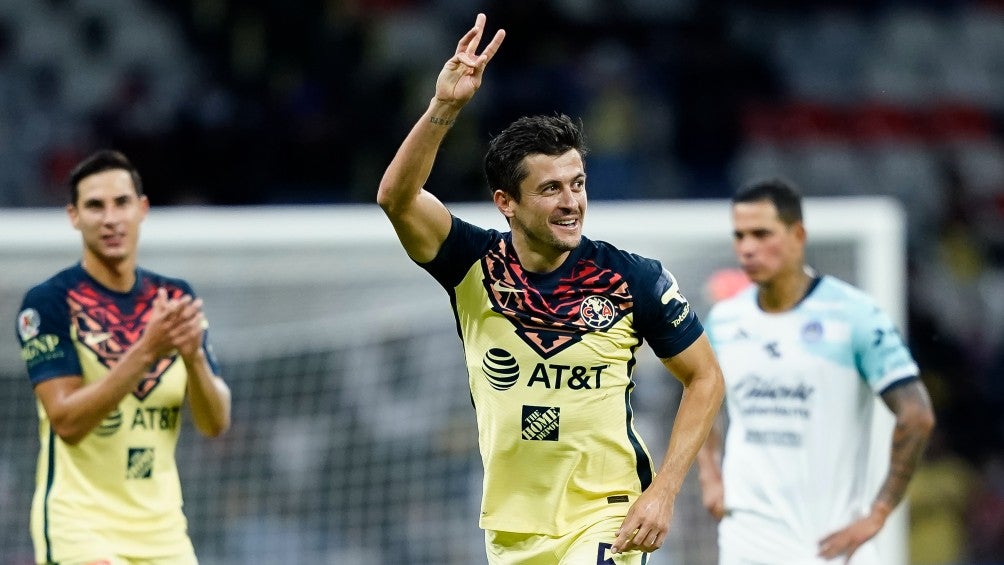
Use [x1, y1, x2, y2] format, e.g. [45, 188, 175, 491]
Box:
[0, 0, 1002, 562]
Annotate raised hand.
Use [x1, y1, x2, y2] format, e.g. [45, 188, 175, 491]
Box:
[167, 295, 207, 360]
[139, 288, 205, 361]
[139, 287, 185, 359]
[435, 13, 505, 107]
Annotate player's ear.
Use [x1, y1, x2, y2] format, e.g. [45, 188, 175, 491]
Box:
[793, 221, 807, 244]
[66, 203, 80, 230]
[493, 189, 516, 219]
[138, 194, 150, 220]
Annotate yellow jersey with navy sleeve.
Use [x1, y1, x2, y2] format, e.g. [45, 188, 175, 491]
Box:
[420, 216, 703, 535]
[15, 263, 219, 563]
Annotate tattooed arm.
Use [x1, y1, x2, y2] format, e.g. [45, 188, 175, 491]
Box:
[817, 379, 935, 562]
[873, 380, 937, 515]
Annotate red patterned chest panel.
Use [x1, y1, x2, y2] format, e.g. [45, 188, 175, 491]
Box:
[482, 240, 633, 358]
[67, 280, 179, 400]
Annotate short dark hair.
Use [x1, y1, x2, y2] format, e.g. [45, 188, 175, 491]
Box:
[484, 114, 589, 201]
[733, 178, 803, 225]
[67, 150, 143, 205]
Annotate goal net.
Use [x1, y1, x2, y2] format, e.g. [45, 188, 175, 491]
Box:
[0, 199, 907, 564]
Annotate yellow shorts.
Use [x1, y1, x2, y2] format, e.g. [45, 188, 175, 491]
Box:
[55, 549, 198, 565]
[486, 515, 650, 565]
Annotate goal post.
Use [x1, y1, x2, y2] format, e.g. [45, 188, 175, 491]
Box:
[0, 198, 907, 565]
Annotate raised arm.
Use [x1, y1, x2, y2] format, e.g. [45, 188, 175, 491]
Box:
[377, 13, 505, 263]
[611, 333, 725, 554]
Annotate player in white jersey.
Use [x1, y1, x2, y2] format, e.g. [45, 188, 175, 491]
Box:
[375, 13, 725, 564]
[696, 179, 935, 564]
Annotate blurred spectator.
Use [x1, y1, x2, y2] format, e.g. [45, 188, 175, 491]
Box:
[663, 5, 781, 198]
[967, 455, 1004, 562]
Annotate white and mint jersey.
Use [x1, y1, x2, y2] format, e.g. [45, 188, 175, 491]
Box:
[705, 275, 918, 564]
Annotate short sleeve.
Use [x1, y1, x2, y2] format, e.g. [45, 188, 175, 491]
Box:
[636, 263, 704, 359]
[852, 303, 919, 393]
[16, 284, 81, 385]
[419, 215, 498, 290]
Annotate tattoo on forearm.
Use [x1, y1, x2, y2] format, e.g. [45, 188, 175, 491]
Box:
[876, 383, 934, 508]
[877, 422, 927, 507]
[430, 116, 455, 127]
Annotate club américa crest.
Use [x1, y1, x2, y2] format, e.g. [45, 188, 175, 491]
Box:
[580, 295, 616, 330]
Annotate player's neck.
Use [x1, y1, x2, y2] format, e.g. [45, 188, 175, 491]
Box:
[510, 234, 572, 274]
[81, 254, 137, 293]
[757, 267, 814, 313]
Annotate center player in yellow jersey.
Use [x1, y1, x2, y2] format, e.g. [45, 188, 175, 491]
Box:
[377, 14, 725, 564]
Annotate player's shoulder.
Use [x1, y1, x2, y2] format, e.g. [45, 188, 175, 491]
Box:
[449, 214, 503, 242]
[437, 214, 505, 260]
[585, 237, 662, 277]
[21, 264, 86, 302]
[137, 267, 195, 295]
[808, 275, 880, 314]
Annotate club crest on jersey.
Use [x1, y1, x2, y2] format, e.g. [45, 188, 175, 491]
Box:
[580, 295, 616, 330]
[17, 308, 40, 341]
[801, 320, 823, 342]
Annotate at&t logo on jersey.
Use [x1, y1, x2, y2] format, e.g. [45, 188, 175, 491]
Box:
[483, 348, 520, 390]
[94, 409, 123, 437]
[481, 348, 609, 392]
[527, 363, 607, 390]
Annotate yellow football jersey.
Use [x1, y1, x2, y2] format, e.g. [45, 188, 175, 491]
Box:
[17, 265, 215, 563]
[421, 217, 702, 535]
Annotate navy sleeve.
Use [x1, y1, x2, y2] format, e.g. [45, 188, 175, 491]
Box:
[419, 215, 498, 290]
[633, 261, 704, 359]
[16, 282, 82, 386]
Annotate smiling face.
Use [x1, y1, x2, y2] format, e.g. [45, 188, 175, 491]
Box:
[495, 149, 587, 273]
[67, 168, 149, 270]
[731, 199, 805, 285]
